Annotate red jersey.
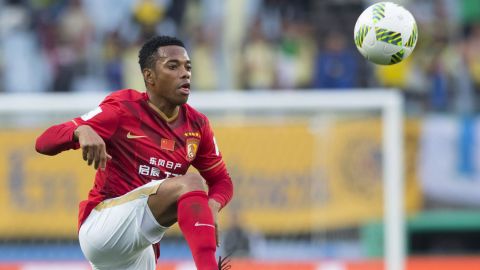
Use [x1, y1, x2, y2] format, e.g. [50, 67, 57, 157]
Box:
[35, 89, 233, 228]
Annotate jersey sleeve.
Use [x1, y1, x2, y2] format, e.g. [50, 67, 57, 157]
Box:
[73, 101, 121, 139]
[35, 99, 121, 156]
[192, 118, 233, 209]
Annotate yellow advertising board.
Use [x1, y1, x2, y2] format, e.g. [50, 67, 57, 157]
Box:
[0, 118, 421, 238]
[0, 129, 95, 238]
[215, 118, 422, 233]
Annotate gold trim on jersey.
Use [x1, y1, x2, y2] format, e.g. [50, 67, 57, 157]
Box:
[184, 132, 201, 139]
[198, 160, 223, 172]
[94, 181, 163, 211]
[147, 101, 179, 123]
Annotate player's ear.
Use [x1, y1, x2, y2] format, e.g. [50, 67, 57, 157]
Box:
[143, 68, 155, 85]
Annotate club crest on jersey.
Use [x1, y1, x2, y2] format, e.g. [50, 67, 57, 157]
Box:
[186, 138, 200, 161]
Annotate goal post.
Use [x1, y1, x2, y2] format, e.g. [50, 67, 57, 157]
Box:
[0, 90, 404, 270]
[189, 90, 405, 270]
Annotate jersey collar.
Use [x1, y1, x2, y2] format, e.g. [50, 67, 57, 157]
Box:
[144, 93, 180, 123]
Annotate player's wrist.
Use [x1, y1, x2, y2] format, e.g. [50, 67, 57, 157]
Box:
[73, 125, 89, 141]
[73, 127, 81, 142]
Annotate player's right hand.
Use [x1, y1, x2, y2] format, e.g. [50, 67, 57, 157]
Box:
[74, 125, 112, 170]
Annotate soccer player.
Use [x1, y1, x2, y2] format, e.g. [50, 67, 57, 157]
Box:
[35, 36, 233, 270]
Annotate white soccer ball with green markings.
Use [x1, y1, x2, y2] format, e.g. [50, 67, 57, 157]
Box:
[354, 2, 418, 65]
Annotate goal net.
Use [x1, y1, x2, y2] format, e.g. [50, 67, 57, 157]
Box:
[191, 91, 407, 270]
[0, 90, 412, 270]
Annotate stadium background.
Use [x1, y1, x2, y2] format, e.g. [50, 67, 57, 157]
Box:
[1, 0, 480, 269]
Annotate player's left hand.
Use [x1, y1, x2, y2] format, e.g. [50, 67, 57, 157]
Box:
[74, 125, 112, 170]
[208, 199, 221, 247]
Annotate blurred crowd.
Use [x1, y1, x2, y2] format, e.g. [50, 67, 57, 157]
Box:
[0, 0, 480, 114]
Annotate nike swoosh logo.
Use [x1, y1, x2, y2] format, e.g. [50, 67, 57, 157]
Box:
[194, 221, 215, 228]
[126, 131, 147, 139]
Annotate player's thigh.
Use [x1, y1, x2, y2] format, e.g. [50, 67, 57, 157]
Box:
[87, 246, 156, 270]
[79, 180, 166, 268]
[88, 246, 156, 270]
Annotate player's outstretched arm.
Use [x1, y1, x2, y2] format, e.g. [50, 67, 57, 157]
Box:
[74, 125, 112, 170]
[36, 100, 118, 163]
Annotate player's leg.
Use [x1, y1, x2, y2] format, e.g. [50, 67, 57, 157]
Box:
[147, 173, 218, 270]
[79, 180, 165, 270]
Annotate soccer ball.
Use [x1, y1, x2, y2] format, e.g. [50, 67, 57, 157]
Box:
[354, 2, 418, 65]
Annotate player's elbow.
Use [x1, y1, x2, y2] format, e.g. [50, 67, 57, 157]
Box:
[35, 140, 48, 155]
[35, 136, 55, 156]
[217, 176, 234, 207]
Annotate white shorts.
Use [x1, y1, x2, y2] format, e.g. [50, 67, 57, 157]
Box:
[78, 180, 168, 270]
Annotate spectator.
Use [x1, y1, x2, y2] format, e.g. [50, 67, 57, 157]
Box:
[276, 21, 316, 89]
[312, 31, 358, 89]
[190, 26, 220, 91]
[103, 31, 125, 91]
[133, 0, 165, 37]
[240, 18, 277, 90]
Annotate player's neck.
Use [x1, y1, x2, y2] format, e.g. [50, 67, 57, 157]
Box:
[147, 100, 180, 122]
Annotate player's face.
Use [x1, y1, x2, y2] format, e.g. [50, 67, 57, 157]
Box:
[150, 45, 192, 106]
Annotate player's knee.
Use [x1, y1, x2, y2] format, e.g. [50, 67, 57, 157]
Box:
[178, 173, 207, 193]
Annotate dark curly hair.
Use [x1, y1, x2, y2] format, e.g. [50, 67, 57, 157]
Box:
[138, 36, 185, 71]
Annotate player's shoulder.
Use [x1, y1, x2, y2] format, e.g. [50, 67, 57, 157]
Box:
[101, 89, 146, 105]
[183, 103, 209, 125]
